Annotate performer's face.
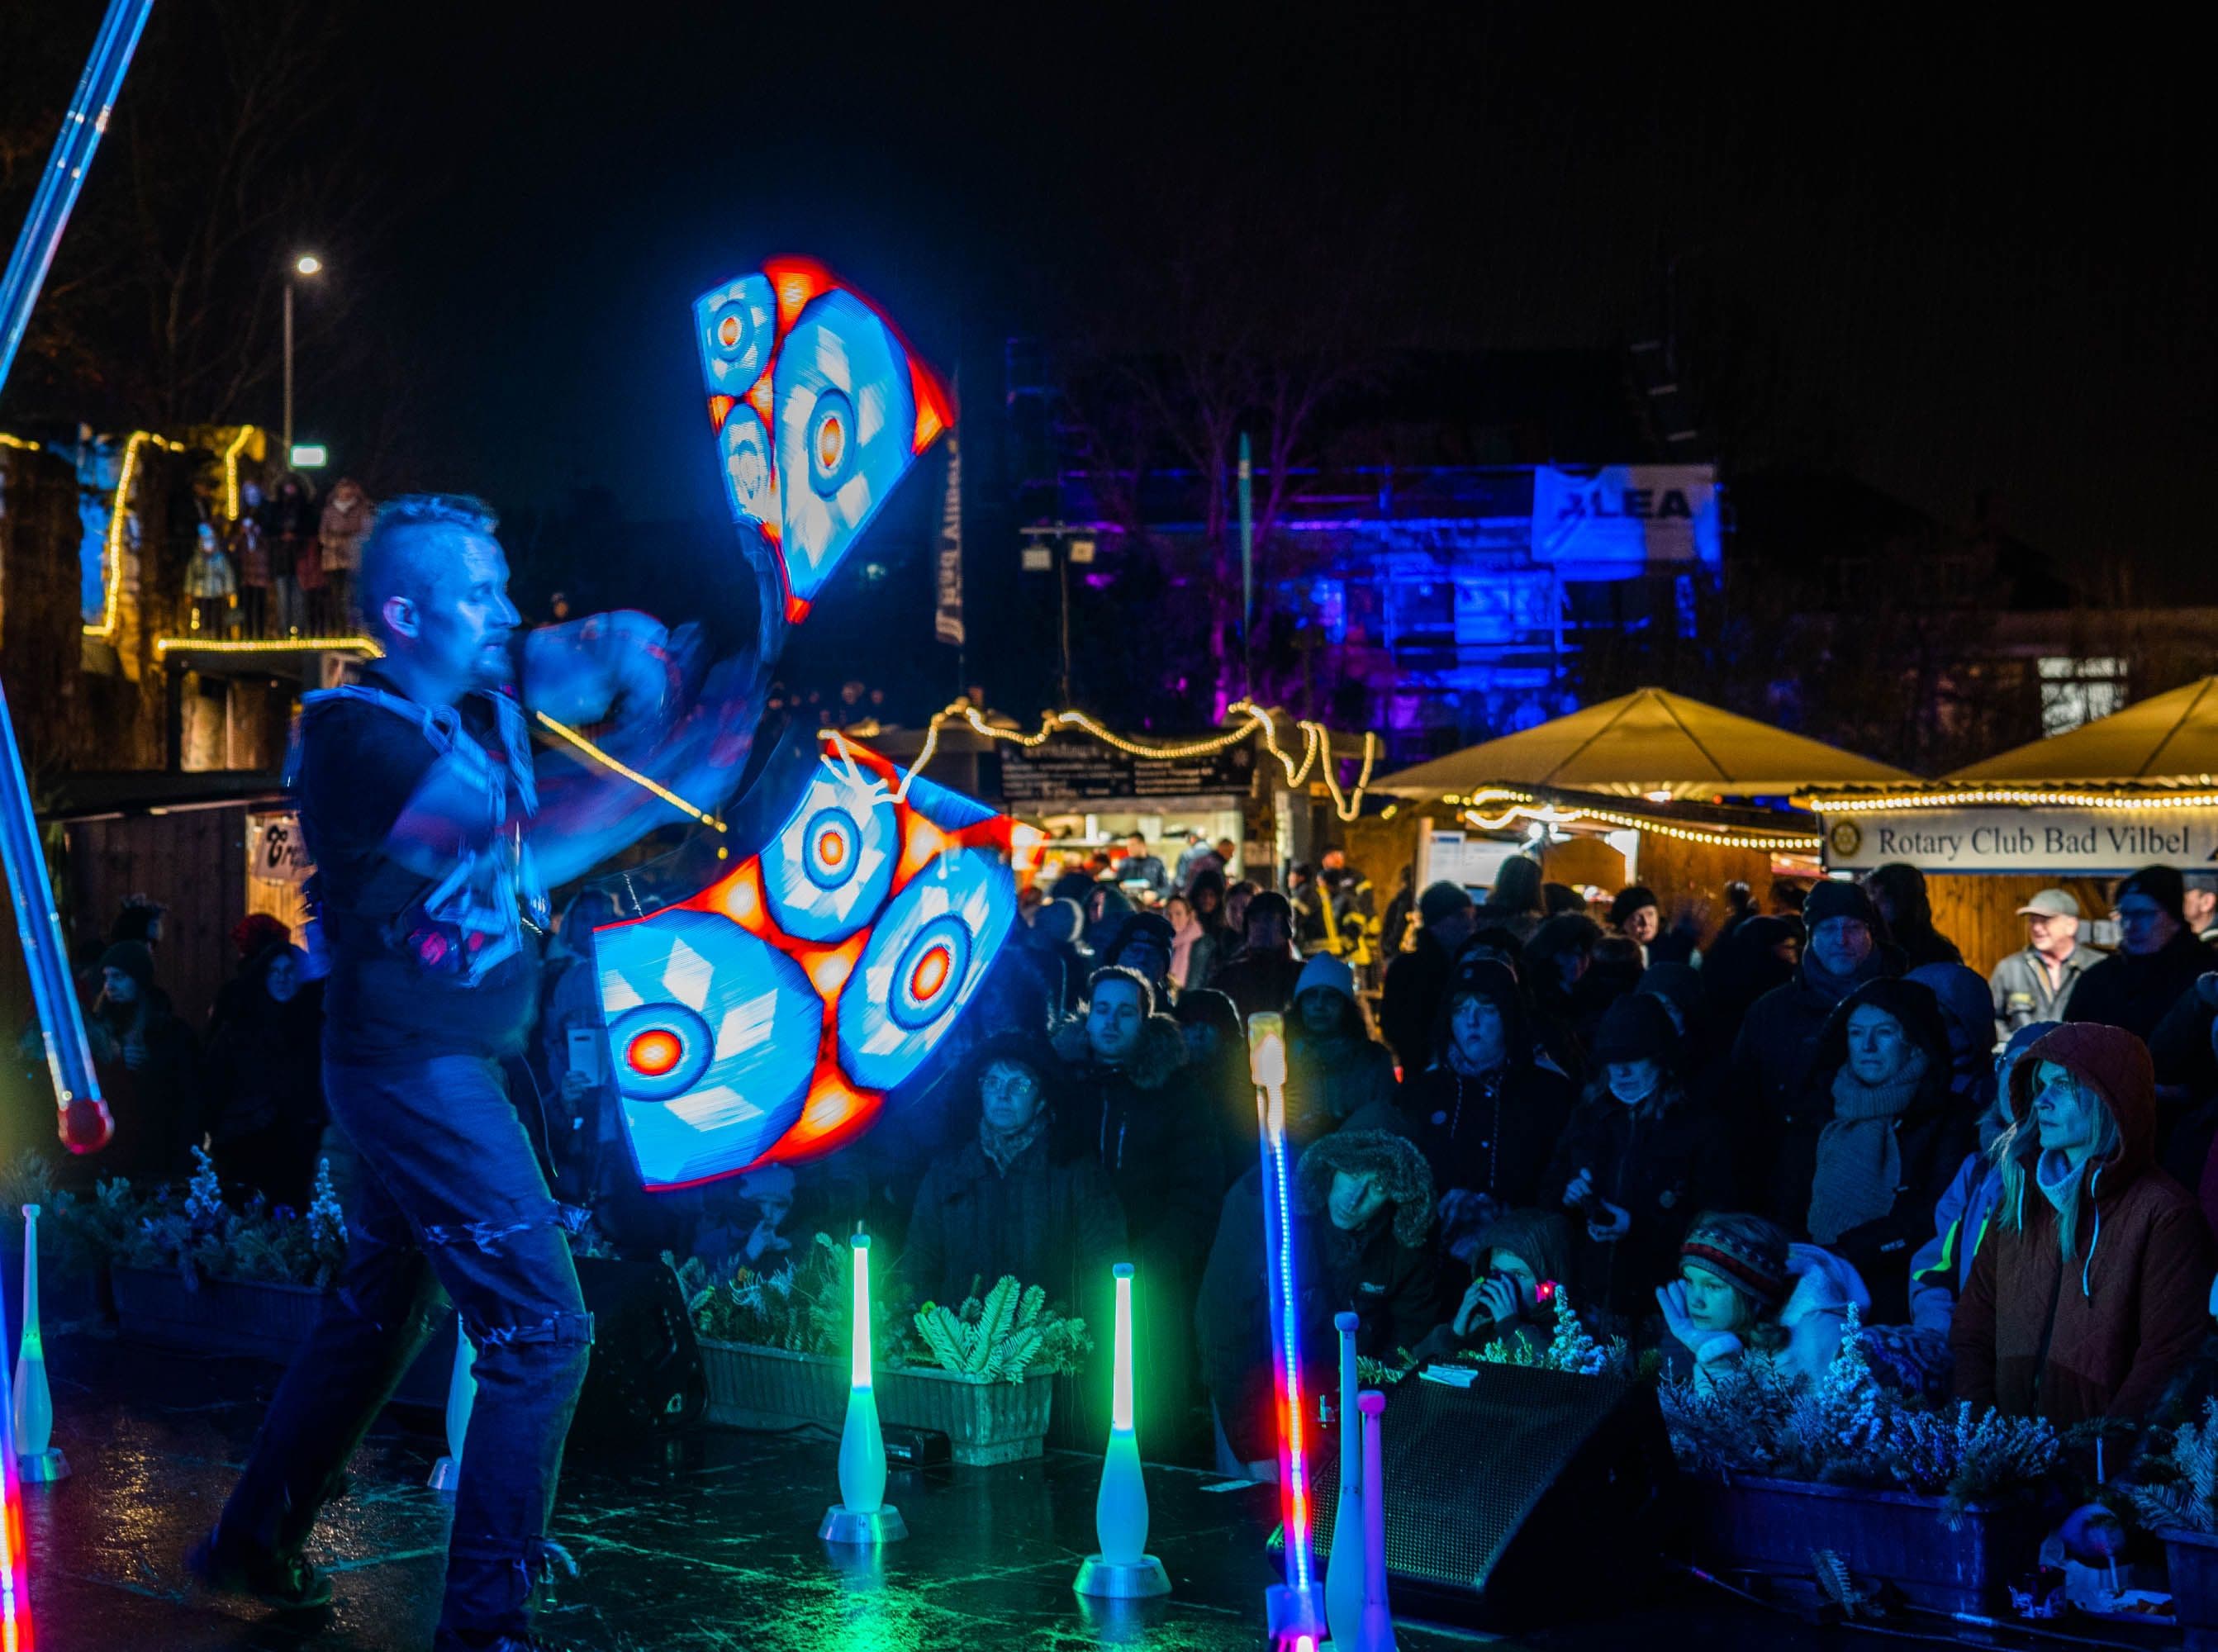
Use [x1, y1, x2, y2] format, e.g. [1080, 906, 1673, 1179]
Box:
[419, 530, 521, 691]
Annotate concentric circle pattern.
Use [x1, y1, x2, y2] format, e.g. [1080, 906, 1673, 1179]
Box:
[837, 847, 1017, 1090]
[693, 273, 775, 393]
[772, 289, 916, 604]
[760, 758, 897, 943]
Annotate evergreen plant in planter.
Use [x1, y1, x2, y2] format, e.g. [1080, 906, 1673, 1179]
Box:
[1660, 1313, 2059, 1613]
[2, 1151, 109, 1329]
[2122, 1397, 2218, 1643]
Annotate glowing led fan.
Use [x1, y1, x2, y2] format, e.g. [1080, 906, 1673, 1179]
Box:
[691, 259, 951, 624]
[595, 739, 1037, 1189]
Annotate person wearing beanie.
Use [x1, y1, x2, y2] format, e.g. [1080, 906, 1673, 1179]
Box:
[1795, 978, 1974, 1323]
[1953, 1023, 2214, 1427]
[1198, 1128, 1437, 1476]
[1909, 1020, 2059, 1336]
[1210, 890, 1304, 1024]
[1907, 961, 2006, 1099]
[2066, 866, 2212, 1043]
[1540, 992, 1731, 1322]
[1724, 876, 1901, 1214]
[1658, 1210, 1869, 1390]
[1399, 958, 1574, 1265]
[1104, 909, 1178, 1001]
[1380, 880, 1476, 1073]
[1864, 862, 1964, 970]
[1608, 885, 1660, 962]
[91, 939, 202, 1183]
[1283, 954, 1401, 1146]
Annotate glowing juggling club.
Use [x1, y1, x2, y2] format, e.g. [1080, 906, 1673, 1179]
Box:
[0, 1248, 31, 1650]
[11, 1209, 63, 1486]
[427, 1325, 476, 1496]
[1248, 1014, 1325, 1652]
[819, 1234, 906, 1545]
[1356, 1391, 1395, 1652]
[1323, 1312, 1361, 1650]
[1075, 1262, 1171, 1599]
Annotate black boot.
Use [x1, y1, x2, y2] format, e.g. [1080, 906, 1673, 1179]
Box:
[184, 1526, 334, 1612]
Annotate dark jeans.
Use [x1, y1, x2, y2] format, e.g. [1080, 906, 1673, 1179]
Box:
[216, 1053, 594, 1640]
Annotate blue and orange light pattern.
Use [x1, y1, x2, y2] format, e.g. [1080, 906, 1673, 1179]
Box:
[693, 259, 951, 624]
[596, 741, 1035, 1189]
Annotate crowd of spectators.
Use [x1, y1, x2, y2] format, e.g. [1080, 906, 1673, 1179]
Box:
[182, 472, 377, 639]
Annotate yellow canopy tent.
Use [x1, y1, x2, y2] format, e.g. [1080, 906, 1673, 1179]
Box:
[1946, 676, 2218, 786]
[1376, 686, 1919, 801]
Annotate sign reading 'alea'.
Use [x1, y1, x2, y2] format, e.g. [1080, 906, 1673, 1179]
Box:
[1530, 464, 1721, 575]
[1822, 807, 2218, 876]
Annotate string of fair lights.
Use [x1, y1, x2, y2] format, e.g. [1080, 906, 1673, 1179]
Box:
[1439, 786, 1825, 853]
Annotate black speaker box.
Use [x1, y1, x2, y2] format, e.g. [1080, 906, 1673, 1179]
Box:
[568, 1255, 707, 1444]
[1310, 1365, 1673, 1631]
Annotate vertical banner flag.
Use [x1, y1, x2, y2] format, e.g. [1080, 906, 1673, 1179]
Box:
[933, 420, 964, 648]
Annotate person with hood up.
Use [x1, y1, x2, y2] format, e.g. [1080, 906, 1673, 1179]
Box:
[905, 1032, 1126, 1317]
[1284, 955, 1401, 1145]
[1210, 890, 1303, 1023]
[1726, 878, 1900, 1215]
[1413, 1208, 1577, 1365]
[1198, 1128, 1437, 1478]
[1544, 994, 1732, 1322]
[1021, 896, 1093, 1016]
[2068, 866, 2213, 1044]
[1952, 1023, 2214, 1427]
[1055, 966, 1222, 1448]
[1400, 959, 1575, 1264]
[91, 940, 200, 1183]
[202, 941, 326, 1207]
[1379, 880, 1475, 1075]
[1795, 976, 1973, 1322]
[1864, 862, 1964, 969]
[1657, 1210, 1869, 1390]
[1909, 1021, 2059, 1336]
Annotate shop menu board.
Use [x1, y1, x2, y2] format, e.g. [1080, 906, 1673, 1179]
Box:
[998, 734, 1256, 805]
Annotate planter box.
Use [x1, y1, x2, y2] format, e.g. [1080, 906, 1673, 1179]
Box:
[698, 1340, 1055, 1465]
[111, 1265, 455, 1409]
[2163, 1528, 2218, 1650]
[1686, 1474, 2045, 1614]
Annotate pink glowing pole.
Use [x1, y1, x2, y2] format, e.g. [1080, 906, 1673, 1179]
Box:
[0, 1290, 28, 1651]
[1248, 1013, 1324, 1650]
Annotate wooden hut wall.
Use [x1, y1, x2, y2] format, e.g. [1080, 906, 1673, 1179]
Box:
[1924, 873, 2115, 978]
[65, 805, 253, 1030]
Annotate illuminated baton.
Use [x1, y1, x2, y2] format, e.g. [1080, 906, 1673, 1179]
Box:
[0, 0, 157, 1161]
[1323, 1311, 1363, 1649]
[819, 1233, 905, 1546]
[1249, 1013, 1326, 1652]
[1075, 1261, 1171, 1598]
[0, 1253, 29, 1650]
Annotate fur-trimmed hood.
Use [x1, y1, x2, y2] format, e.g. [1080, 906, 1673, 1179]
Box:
[1050, 1010, 1189, 1092]
[1297, 1128, 1436, 1249]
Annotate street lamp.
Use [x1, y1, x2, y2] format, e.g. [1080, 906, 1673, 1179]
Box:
[283, 253, 322, 459]
[1019, 524, 1100, 707]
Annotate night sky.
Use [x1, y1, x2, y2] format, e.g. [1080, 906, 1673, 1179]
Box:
[15, 6, 2218, 596]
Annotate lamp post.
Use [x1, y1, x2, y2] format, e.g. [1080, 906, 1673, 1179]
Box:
[283, 253, 321, 460]
[1019, 524, 1097, 708]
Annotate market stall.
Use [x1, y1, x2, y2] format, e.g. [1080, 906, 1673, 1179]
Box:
[1361, 687, 1916, 928]
[1812, 675, 2218, 972]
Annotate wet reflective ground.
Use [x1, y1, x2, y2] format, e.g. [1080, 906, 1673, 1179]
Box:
[20, 1329, 1804, 1651]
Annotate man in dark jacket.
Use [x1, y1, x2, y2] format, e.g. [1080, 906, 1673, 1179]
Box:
[1210, 891, 1304, 1024]
[2068, 866, 2212, 1044]
[1198, 1128, 1437, 1475]
[1725, 878, 1900, 1220]
[1379, 881, 1475, 1072]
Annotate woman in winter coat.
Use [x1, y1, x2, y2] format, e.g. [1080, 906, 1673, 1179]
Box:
[1284, 955, 1400, 1145]
[1199, 1129, 1438, 1477]
[1796, 976, 1975, 1323]
[202, 941, 325, 1207]
[1952, 1023, 2215, 1427]
[1399, 959, 1575, 1264]
[1543, 994, 1733, 1322]
[905, 1032, 1127, 1317]
[1656, 1210, 1869, 1390]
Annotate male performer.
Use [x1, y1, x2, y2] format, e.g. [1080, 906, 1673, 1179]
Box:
[188, 495, 726, 1652]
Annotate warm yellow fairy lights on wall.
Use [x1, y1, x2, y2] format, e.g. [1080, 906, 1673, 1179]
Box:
[0, 433, 39, 450]
[1811, 788, 2218, 813]
[1447, 785, 1819, 852]
[221, 425, 257, 520]
[83, 431, 185, 642]
[535, 710, 727, 833]
[891, 698, 1380, 820]
[154, 634, 382, 659]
